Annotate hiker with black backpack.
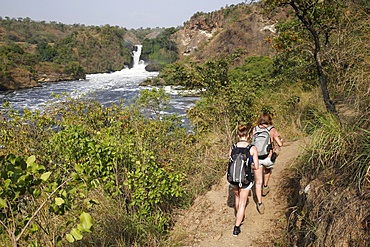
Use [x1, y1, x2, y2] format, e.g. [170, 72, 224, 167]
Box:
[251, 112, 283, 212]
[227, 124, 259, 237]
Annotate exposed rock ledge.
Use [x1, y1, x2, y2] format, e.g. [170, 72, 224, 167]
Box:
[37, 73, 84, 83]
[0, 68, 39, 91]
[0, 63, 86, 91]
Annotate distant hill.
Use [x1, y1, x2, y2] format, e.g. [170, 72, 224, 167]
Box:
[0, 17, 169, 90]
[0, 2, 281, 90]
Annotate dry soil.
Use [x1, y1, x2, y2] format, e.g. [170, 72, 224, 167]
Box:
[170, 139, 304, 247]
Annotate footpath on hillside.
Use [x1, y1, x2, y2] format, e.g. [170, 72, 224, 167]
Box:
[169, 140, 304, 247]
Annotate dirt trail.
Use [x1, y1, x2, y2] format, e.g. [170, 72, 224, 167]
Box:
[170, 140, 304, 246]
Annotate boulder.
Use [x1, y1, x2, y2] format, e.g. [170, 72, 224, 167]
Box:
[145, 63, 164, 72]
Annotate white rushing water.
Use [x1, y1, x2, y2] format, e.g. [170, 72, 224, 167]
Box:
[0, 45, 198, 124]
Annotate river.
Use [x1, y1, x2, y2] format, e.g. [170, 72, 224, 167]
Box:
[0, 46, 198, 127]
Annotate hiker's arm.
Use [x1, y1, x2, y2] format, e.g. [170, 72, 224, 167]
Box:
[272, 129, 283, 147]
[251, 146, 259, 170]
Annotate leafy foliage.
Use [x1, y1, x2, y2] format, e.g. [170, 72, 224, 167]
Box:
[0, 89, 212, 245]
[0, 154, 93, 246]
[264, 0, 348, 113]
[135, 87, 170, 119]
[35, 42, 58, 62]
[164, 56, 277, 133]
[1, 1, 370, 246]
[141, 27, 179, 65]
[0, 42, 36, 75]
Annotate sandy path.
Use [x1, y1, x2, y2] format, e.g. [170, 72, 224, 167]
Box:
[170, 140, 304, 246]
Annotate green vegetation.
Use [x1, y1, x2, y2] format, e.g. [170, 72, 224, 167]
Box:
[0, 154, 93, 246]
[0, 18, 133, 74]
[0, 90, 226, 246]
[0, 17, 177, 89]
[141, 27, 179, 67]
[165, 1, 370, 245]
[261, 0, 370, 245]
[0, 1, 369, 246]
[0, 42, 37, 85]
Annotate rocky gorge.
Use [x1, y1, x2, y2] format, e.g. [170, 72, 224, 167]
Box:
[0, 2, 279, 91]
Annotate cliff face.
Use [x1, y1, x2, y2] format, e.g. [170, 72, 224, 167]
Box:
[0, 63, 85, 91]
[0, 68, 38, 91]
[173, 3, 278, 63]
[173, 10, 225, 58]
[36, 62, 86, 83]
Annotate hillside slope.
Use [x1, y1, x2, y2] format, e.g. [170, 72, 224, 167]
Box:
[173, 3, 278, 63]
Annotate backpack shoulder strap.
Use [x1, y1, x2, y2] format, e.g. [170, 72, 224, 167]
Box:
[255, 125, 273, 132]
[231, 143, 251, 157]
[266, 126, 275, 147]
[230, 144, 238, 155]
[246, 144, 253, 155]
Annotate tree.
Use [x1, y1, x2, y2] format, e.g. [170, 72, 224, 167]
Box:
[36, 42, 58, 62]
[264, 0, 346, 114]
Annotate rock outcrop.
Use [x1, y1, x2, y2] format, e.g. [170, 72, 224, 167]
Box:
[36, 62, 85, 83]
[0, 68, 39, 90]
[0, 63, 86, 91]
[173, 3, 279, 63]
[173, 10, 225, 58]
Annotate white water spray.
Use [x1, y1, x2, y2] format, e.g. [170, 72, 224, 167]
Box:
[0, 43, 197, 128]
[113, 44, 148, 75]
[132, 45, 145, 69]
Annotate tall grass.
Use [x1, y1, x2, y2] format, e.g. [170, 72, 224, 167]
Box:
[252, 84, 325, 141]
[280, 111, 370, 246]
[299, 112, 370, 190]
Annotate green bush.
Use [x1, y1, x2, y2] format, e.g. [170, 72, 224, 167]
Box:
[0, 90, 212, 246]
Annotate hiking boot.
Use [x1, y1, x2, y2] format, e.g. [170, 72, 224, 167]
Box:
[257, 203, 265, 215]
[233, 226, 241, 236]
[262, 185, 270, 196]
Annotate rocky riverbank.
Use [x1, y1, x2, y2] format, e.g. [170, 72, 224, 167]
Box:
[0, 62, 86, 91]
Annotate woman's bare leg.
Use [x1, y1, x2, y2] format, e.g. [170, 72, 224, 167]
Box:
[234, 188, 250, 226]
[254, 166, 263, 204]
[233, 188, 240, 216]
[264, 168, 272, 187]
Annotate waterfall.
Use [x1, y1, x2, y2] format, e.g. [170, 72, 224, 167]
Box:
[132, 45, 144, 68]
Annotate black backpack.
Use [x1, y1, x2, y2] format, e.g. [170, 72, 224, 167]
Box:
[227, 144, 254, 188]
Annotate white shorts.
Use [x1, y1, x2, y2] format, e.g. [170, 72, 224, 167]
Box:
[259, 157, 275, 169]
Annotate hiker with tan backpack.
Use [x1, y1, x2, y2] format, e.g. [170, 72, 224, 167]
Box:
[251, 112, 284, 214]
